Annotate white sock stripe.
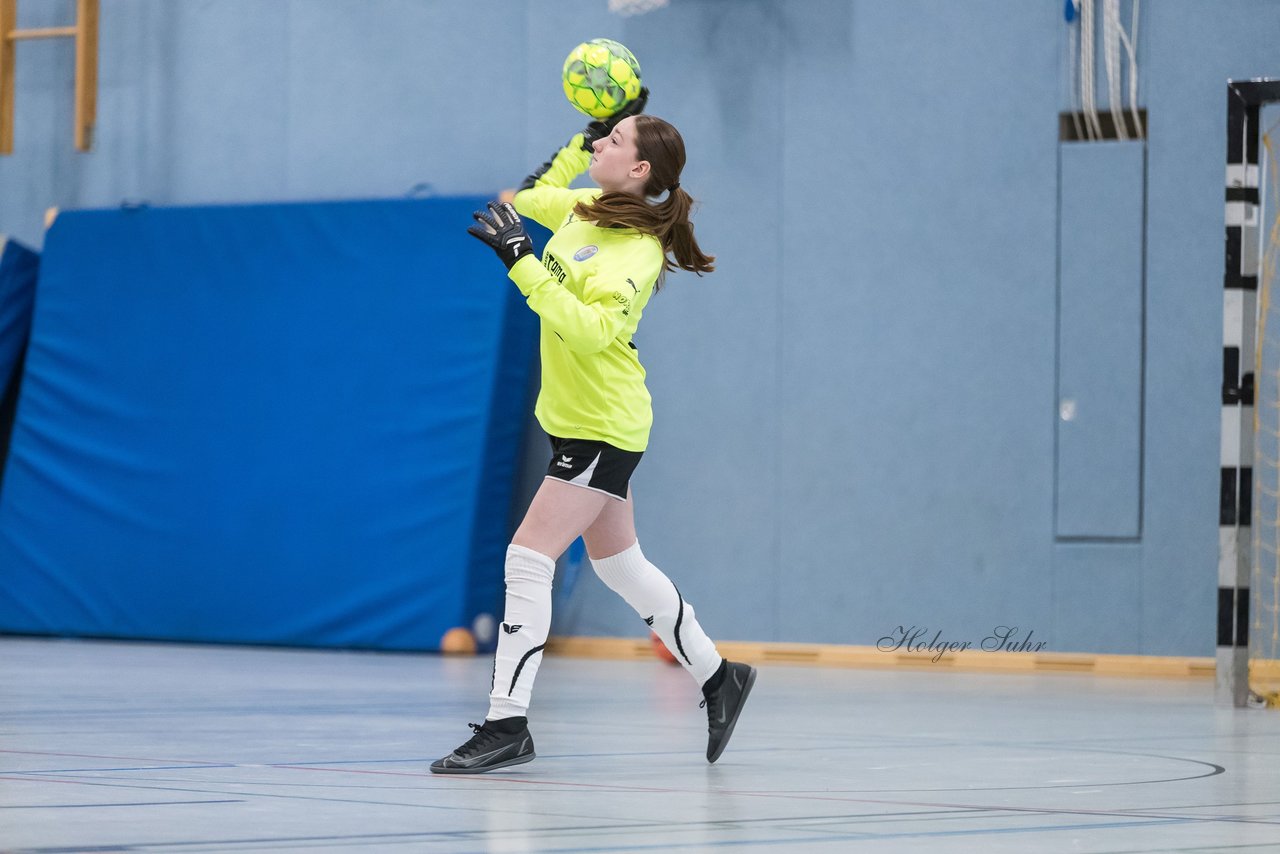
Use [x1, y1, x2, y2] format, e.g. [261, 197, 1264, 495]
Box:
[590, 540, 646, 583]
[507, 543, 555, 566]
[506, 544, 555, 581]
[506, 564, 553, 584]
[601, 539, 643, 563]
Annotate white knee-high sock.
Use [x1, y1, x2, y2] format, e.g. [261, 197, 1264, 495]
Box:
[591, 541, 722, 686]
[487, 544, 555, 721]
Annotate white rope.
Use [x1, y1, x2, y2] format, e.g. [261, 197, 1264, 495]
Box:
[1067, 2, 1085, 141]
[1080, 0, 1090, 140]
[1116, 0, 1143, 137]
[1103, 0, 1127, 139]
[1080, 0, 1091, 140]
[1080, 0, 1103, 140]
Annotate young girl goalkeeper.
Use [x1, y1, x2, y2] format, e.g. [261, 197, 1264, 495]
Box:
[431, 95, 757, 774]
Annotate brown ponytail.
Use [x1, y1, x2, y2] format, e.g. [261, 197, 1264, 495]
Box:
[573, 115, 715, 286]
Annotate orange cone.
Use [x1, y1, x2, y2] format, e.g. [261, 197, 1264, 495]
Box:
[440, 627, 477, 655]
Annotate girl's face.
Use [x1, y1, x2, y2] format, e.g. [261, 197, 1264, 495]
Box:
[588, 116, 650, 194]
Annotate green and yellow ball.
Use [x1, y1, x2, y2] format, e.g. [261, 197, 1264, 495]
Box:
[562, 39, 642, 119]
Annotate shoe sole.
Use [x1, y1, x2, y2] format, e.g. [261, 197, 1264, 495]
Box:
[429, 750, 536, 775]
[707, 667, 756, 764]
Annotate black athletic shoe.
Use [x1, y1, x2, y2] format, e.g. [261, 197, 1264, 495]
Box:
[429, 718, 535, 774]
[700, 660, 757, 763]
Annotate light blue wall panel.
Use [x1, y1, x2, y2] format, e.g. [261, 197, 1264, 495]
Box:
[774, 0, 1060, 645]
[0, 0, 531, 227]
[1055, 142, 1145, 539]
[1052, 544, 1142, 653]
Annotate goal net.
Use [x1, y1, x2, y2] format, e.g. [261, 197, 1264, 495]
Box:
[1251, 105, 1280, 707]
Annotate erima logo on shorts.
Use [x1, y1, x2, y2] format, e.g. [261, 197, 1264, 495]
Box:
[556, 455, 574, 469]
[573, 245, 599, 262]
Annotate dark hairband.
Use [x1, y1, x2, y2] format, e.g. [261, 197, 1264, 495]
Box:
[669, 182, 680, 193]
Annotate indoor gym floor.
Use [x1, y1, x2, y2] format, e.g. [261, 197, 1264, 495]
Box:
[2, 636, 1279, 853]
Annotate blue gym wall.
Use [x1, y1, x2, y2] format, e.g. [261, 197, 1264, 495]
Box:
[2, 0, 1278, 656]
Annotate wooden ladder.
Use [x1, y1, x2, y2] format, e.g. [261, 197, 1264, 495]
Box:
[0, 0, 99, 154]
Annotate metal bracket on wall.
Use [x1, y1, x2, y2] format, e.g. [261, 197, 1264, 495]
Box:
[0, 0, 98, 154]
[1059, 109, 1147, 142]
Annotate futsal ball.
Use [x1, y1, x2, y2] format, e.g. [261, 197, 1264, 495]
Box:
[440, 627, 477, 655]
[562, 39, 643, 119]
[650, 631, 679, 666]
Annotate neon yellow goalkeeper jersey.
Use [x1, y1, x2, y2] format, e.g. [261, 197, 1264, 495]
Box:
[509, 135, 664, 452]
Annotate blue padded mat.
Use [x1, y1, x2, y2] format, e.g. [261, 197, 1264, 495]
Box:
[0, 236, 38, 402]
[0, 200, 537, 650]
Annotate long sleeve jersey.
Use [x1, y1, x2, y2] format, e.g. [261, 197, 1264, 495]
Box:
[509, 135, 664, 452]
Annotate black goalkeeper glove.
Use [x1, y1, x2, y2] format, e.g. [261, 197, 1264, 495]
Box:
[467, 201, 534, 271]
[517, 88, 651, 191]
[580, 86, 650, 151]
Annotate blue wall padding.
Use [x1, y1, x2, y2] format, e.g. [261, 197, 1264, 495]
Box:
[0, 236, 39, 400]
[0, 199, 537, 650]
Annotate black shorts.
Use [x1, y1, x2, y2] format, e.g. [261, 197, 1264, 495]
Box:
[545, 435, 643, 501]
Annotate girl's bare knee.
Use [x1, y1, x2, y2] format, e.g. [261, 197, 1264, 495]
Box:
[512, 478, 612, 559]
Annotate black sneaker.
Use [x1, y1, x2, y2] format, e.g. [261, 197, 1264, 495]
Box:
[700, 660, 757, 763]
[429, 718, 535, 774]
